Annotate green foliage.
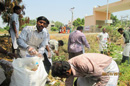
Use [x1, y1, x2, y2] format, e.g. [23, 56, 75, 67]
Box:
[118, 63, 130, 86]
[51, 27, 58, 31]
[110, 14, 120, 26]
[73, 18, 84, 28]
[0, 28, 6, 32]
[1, 0, 25, 23]
[29, 19, 36, 25]
[54, 21, 64, 29]
[21, 24, 32, 30]
[52, 55, 66, 62]
[105, 43, 122, 64]
[4, 26, 9, 31]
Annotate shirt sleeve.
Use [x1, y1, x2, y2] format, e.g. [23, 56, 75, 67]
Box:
[11, 14, 17, 22]
[54, 41, 58, 51]
[81, 35, 90, 49]
[38, 46, 45, 55]
[65, 76, 74, 86]
[17, 27, 29, 49]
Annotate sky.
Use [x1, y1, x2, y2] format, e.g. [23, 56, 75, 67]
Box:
[0, 0, 130, 27]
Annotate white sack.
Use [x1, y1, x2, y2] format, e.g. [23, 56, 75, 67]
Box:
[10, 56, 47, 86]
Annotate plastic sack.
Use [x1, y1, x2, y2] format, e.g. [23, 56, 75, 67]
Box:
[10, 56, 48, 86]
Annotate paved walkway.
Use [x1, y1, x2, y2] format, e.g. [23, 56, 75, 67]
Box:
[0, 32, 99, 37]
[50, 33, 99, 36]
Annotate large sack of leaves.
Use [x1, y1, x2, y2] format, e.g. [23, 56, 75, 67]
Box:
[10, 56, 47, 86]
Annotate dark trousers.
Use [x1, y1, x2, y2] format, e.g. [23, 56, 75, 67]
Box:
[69, 51, 83, 59]
[43, 53, 51, 74]
[100, 51, 103, 54]
[121, 55, 129, 64]
[100, 51, 107, 54]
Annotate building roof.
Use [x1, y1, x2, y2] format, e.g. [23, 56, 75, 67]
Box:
[94, 0, 130, 13]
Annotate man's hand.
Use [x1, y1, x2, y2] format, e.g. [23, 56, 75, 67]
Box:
[54, 50, 59, 56]
[16, 35, 19, 39]
[27, 47, 37, 55]
[122, 44, 126, 49]
[95, 82, 101, 86]
[36, 53, 43, 58]
[87, 47, 90, 51]
[16, 34, 19, 39]
[7, 52, 17, 59]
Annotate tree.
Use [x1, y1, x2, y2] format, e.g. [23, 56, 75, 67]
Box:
[54, 21, 64, 29]
[73, 18, 84, 28]
[110, 14, 120, 26]
[29, 19, 36, 25]
[1, 0, 25, 24]
[20, 18, 36, 30]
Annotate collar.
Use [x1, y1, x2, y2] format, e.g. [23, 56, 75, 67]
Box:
[33, 26, 44, 33]
[69, 62, 77, 76]
[102, 32, 106, 34]
[13, 13, 18, 16]
[76, 30, 82, 32]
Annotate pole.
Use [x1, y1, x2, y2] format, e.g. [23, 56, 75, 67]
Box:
[106, 0, 109, 20]
[71, 10, 73, 30]
[70, 7, 74, 30]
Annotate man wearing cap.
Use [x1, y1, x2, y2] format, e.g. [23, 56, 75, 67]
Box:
[17, 16, 49, 58]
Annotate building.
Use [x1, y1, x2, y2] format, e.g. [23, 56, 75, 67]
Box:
[85, 0, 130, 28]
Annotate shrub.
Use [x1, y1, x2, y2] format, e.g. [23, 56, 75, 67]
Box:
[118, 63, 130, 86]
[20, 24, 32, 31]
[51, 27, 58, 31]
[4, 26, 9, 31]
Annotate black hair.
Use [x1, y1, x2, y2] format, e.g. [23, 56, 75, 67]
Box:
[37, 16, 49, 23]
[102, 28, 106, 30]
[118, 28, 123, 32]
[13, 5, 21, 12]
[58, 40, 64, 46]
[46, 19, 50, 24]
[77, 26, 83, 30]
[0, 2, 5, 11]
[51, 61, 71, 77]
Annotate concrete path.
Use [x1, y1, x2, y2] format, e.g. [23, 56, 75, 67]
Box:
[0, 32, 99, 37]
[50, 33, 99, 36]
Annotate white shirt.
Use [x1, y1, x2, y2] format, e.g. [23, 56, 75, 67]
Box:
[17, 26, 47, 54]
[9, 13, 19, 35]
[49, 39, 58, 51]
[97, 32, 109, 44]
